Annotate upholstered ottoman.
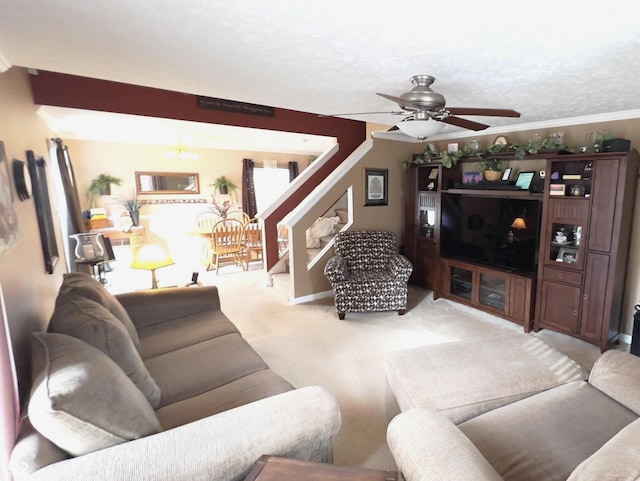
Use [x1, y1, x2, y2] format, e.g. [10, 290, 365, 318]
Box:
[385, 334, 588, 424]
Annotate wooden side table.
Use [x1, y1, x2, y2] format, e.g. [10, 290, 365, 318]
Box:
[244, 456, 397, 481]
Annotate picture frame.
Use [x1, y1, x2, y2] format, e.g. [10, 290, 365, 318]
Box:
[363, 168, 388, 206]
[463, 171, 483, 185]
[501, 167, 513, 181]
[447, 142, 459, 153]
[556, 247, 578, 264]
[549, 184, 566, 196]
[0, 142, 19, 257]
[27, 150, 59, 274]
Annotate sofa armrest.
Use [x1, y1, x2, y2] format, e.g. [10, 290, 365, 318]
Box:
[324, 256, 348, 284]
[388, 254, 413, 282]
[115, 286, 222, 330]
[588, 350, 640, 416]
[387, 409, 504, 481]
[25, 386, 341, 481]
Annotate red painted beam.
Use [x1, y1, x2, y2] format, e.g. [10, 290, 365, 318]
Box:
[30, 71, 367, 270]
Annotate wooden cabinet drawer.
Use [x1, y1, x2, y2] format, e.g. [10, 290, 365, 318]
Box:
[543, 267, 582, 286]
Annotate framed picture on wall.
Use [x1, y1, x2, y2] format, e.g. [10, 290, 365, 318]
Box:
[363, 168, 388, 206]
[27, 150, 59, 274]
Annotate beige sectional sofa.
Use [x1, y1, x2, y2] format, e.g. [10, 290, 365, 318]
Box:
[10, 273, 341, 481]
[387, 348, 640, 481]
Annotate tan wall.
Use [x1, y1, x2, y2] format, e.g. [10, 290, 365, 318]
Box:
[290, 138, 415, 299]
[424, 120, 640, 337]
[0, 68, 62, 399]
[66, 139, 312, 275]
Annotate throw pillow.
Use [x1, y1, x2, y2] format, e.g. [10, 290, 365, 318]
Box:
[49, 293, 161, 408]
[58, 272, 141, 349]
[28, 333, 161, 457]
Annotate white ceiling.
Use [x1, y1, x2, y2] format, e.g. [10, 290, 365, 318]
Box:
[1, 1, 640, 149]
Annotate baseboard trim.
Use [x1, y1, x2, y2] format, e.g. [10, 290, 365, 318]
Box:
[619, 333, 632, 345]
[290, 290, 334, 305]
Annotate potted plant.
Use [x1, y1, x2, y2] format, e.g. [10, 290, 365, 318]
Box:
[87, 174, 122, 208]
[211, 176, 238, 197]
[117, 190, 143, 226]
[475, 158, 504, 181]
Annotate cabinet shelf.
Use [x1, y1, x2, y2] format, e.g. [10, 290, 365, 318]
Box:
[444, 189, 542, 199]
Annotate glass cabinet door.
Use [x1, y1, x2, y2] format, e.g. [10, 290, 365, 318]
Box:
[450, 265, 473, 301]
[549, 222, 583, 266]
[418, 192, 437, 239]
[479, 271, 507, 312]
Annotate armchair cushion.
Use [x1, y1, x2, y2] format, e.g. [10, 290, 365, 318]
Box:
[333, 230, 397, 272]
[28, 333, 161, 457]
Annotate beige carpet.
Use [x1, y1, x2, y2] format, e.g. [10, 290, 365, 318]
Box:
[180, 267, 607, 473]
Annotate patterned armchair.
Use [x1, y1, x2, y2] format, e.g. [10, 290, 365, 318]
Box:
[324, 230, 413, 319]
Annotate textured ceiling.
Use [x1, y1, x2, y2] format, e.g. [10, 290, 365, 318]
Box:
[1, 0, 639, 147]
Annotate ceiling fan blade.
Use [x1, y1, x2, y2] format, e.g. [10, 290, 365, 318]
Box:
[376, 92, 418, 107]
[319, 110, 405, 117]
[387, 125, 399, 132]
[447, 108, 521, 118]
[442, 116, 489, 131]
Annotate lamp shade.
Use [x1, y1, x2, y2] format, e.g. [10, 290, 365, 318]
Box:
[396, 118, 444, 140]
[130, 244, 174, 271]
[510, 217, 527, 230]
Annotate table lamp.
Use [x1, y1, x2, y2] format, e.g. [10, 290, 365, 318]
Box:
[130, 244, 174, 289]
[508, 217, 528, 243]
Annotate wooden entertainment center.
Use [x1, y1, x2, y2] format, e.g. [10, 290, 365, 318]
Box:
[404, 149, 639, 351]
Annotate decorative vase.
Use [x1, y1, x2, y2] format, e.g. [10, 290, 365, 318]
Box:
[484, 170, 502, 182]
[70, 233, 105, 261]
[219, 185, 229, 195]
[129, 210, 140, 226]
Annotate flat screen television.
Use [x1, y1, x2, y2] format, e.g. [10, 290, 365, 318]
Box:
[440, 193, 542, 273]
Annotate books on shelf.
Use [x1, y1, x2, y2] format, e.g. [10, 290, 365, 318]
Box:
[562, 174, 582, 180]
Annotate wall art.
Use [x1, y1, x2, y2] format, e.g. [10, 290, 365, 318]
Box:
[27, 150, 58, 274]
[0, 142, 19, 257]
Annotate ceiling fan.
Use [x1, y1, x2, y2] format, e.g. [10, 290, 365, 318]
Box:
[349, 75, 521, 140]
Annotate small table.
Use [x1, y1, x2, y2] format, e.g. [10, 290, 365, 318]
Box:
[244, 456, 397, 481]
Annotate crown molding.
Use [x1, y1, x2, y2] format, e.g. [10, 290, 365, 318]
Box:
[372, 110, 640, 143]
[0, 48, 10, 72]
[427, 110, 640, 141]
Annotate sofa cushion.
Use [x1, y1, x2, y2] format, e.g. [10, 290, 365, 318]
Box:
[48, 293, 161, 408]
[156, 369, 294, 429]
[9, 417, 68, 476]
[28, 333, 161, 457]
[567, 417, 640, 481]
[58, 272, 141, 349]
[459, 381, 637, 481]
[145, 332, 269, 407]
[137, 309, 239, 360]
[385, 334, 588, 423]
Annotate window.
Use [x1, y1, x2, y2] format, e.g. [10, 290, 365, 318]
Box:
[253, 167, 290, 213]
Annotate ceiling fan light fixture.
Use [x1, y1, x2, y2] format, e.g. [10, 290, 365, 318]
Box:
[396, 118, 444, 140]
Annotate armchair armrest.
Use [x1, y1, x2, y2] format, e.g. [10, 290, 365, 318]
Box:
[27, 386, 341, 481]
[324, 256, 349, 284]
[388, 254, 413, 282]
[387, 409, 504, 481]
[116, 286, 222, 330]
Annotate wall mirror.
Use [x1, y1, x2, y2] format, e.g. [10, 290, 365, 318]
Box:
[135, 171, 200, 194]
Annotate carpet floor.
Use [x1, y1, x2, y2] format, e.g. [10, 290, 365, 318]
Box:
[187, 267, 607, 473]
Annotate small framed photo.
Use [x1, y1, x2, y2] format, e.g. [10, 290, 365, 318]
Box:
[557, 247, 578, 264]
[447, 143, 459, 153]
[502, 167, 513, 181]
[549, 184, 566, 196]
[463, 171, 483, 185]
[364, 168, 388, 206]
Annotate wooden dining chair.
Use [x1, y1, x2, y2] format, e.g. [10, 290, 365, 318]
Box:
[210, 219, 246, 274]
[226, 210, 251, 225]
[195, 211, 219, 267]
[243, 218, 263, 269]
